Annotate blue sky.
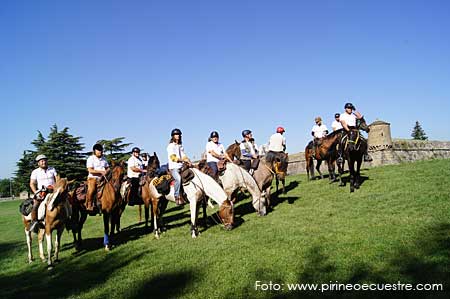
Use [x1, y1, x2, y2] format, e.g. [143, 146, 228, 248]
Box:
[2, 0, 450, 179]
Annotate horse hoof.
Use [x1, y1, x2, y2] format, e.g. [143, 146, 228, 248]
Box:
[47, 265, 54, 271]
[105, 245, 111, 251]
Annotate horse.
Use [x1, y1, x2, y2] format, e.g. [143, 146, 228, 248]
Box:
[226, 142, 288, 207]
[198, 159, 267, 216]
[304, 129, 345, 182]
[337, 118, 370, 192]
[44, 177, 73, 268]
[99, 162, 125, 249]
[146, 164, 233, 239]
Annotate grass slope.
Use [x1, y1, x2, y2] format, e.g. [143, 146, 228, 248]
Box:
[0, 159, 449, 299]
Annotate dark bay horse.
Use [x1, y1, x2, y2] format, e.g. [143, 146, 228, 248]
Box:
[305, 130, 345, 182]
[226, 142, 289, 207]
[337, 118, 370, 192]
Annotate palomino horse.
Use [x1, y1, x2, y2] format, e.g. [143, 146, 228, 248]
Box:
[337, 118, 370, 192]
[226, 142, 288, 207]
[199, 160, 267, 216]
[305, 129, 345, 182]
[146, 165, 234, 239]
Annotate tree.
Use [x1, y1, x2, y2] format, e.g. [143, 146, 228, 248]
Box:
[0, 178, 13, 197]
[96, 137, 132, 163]
[14, 125, 87, 193]
[411, 121, 428, 140]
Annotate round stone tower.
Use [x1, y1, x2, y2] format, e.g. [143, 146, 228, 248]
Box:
[368, 120, 393, 151]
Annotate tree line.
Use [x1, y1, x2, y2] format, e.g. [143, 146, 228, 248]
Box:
[11, 124, 133, 196]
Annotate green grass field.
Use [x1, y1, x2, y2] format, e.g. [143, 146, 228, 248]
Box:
[1, 159, 449, 299]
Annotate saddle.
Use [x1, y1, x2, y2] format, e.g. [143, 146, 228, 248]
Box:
[181, 167, 195, 185]
[152, 174, 172, 195]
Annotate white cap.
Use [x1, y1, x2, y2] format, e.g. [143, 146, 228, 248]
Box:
[35, 154, 47, 162]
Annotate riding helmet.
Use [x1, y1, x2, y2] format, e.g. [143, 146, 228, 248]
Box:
[35, 154, 47, 162]
[132, 147, 141, 153]
[210, 131, 219, 138]
[93, 143, 104, 152]
[276, 126, 285, 133]
[242, 129, 252, 137]
[345, 102, 355, 110]
[171, 128, 182, 136]
[335, 113, 340, 118]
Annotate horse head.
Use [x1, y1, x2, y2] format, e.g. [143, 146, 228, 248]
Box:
[147, 152, 160, 176]
[226, 141, 241, 161]
[346, 129, 361, 152]
[218, 199, 234, 230]
[110, 162, 125, 192]
[48, 177, 74, 210]
[357, 117, 370, 133]
[273, 153, 289, 180]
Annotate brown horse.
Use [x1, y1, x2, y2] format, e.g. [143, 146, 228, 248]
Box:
[305, 129, 345, 182]
[44, 177, 74, 268]
[226, 142, 288, 207]
[100, 162, 125, 250]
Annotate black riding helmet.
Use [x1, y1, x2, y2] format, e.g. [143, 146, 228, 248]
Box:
[93, 143, 103, 152]
[242, 129, 252, 137]
[132, 147, 140, 153]
[345, 102, 355, 110]
[335, 113, 340, 118]
[171, 128, 182, 136]
[210, 131, 219, 138]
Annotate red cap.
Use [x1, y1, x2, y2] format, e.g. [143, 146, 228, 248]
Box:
[276, 126, 285, 133]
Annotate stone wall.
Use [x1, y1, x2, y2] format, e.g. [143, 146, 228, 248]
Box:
[286, 139, 450, 175]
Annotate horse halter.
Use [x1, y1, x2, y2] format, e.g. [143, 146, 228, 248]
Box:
[345, 130, 361, 150]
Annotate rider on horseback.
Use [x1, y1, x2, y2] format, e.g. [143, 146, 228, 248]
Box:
[127, 147, 147, 206]
[311, 117, 328, 157]
[266, 126, 286, 163]
[167, 128, 191, 206]
[332, 113, 343, 131]
[339, 102, 372, 162]
[86, 143, 109, 213]
[29, 154, 58, 233]
[206, 131, 232, 177]
[240, 130, 258, 175]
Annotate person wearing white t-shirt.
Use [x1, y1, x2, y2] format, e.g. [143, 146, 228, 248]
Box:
[266, 126, 286, 163]
[205, 131, 232, 177]
[310, 117, 328, 155]
[127, 147, 146, 206]
[29, 154, 58, 232]
[332, 113, 343, 131]
[86, 143, 110, 212]
[167, 128, 191, 206]
[339, 102, 372, 162]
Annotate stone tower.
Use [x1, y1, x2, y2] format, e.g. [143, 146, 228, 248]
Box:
[368, 120, 392, 151]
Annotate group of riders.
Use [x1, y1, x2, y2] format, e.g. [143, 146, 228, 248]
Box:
[27, 101, 370, 232]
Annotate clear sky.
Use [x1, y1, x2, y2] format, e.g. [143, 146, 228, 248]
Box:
[2, 0, 450, 179]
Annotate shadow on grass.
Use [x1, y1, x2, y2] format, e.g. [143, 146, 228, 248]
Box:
[0, 248, 153, 299]
[231, 222, 450, 299]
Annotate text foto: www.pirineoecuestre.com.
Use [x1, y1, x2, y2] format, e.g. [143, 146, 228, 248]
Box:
[255, 281, 444, 292]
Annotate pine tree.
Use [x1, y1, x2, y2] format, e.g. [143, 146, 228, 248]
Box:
[14, 150, 35, 194]
[96, 137, 132, 163]
[411, 121, 428, 140]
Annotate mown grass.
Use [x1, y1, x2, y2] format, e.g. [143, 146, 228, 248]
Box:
[1, 159, 449, 299]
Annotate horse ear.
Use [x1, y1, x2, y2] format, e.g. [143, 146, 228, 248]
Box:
[119, 160, 125, 167]
[68, 179, 76, 185]
[235, 140, 239, 144]
[56, 174, 60, 182]
[111, 160, 117, 167]
[154, 152, 157, 157]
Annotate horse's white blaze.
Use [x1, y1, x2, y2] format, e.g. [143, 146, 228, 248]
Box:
[48, 189, 60, 211]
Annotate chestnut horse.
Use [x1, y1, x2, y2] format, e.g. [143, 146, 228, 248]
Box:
[226, 142, 288, 207]
[304, 129, 345, 182]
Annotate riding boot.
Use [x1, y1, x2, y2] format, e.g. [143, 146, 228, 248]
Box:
[29, 200, 41, 233]
[175, 195, 186, 206]
[364, 152, 373, 162]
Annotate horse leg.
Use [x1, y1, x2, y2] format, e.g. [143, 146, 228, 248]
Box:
[281, 178, 286, 194]
[316, 160, 323, 179]
[38, 229, 45, 262]
[144, 202, 150, 230]
[103, 213, 111, 250]
[348, 160, 355, 193]
[355, 158, 362, 189]
[54, 227, 63, 263]
[45, 229, 53, 267]
[138, 204, 142, 223]
[202, 197, 208, 229]
[275, 176, 279, 194]
[77, 210, 87, 248]
[338, 159, 345, 187]
[25, 228, 33, 263]
[152, 198, 160, 239]
[189, 200, 199, 238]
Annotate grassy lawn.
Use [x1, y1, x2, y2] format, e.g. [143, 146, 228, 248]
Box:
[1, 159, 449, 299]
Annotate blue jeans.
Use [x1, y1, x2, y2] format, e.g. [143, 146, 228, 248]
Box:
[207, 161, 218, 177]
[170, 169, 181, 197]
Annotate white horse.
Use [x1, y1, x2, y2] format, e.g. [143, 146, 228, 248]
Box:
[148, 168, 234, 238]
[219, 162, 267, 216]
